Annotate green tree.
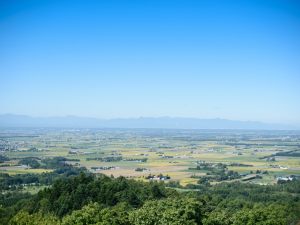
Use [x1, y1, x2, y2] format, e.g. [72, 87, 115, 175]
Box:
[61, 203, 102, 225]
[9, 211, 59, 225]
[232, 204, 289, 225]
[129, 197, 203, 225]
[61, 202, 130, 225]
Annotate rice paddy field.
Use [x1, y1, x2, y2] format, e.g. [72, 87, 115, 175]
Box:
[1, 128, 300, 186]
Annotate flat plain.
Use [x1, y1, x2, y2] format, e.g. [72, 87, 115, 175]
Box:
[1, 128, 299, 186]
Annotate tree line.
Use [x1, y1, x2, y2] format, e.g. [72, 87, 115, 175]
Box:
[1, 168, 299, 224]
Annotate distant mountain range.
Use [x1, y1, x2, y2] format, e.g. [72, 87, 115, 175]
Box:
[0, 114, 297, 130]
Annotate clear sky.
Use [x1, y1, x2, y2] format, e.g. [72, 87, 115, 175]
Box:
[0, 0, 299, 124]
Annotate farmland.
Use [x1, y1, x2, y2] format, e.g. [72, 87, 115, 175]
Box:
[1, 128, 299, 186]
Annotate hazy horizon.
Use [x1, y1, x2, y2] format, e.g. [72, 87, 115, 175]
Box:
[1, 113, 299, 130]
[1, 0, 299, 125]
[1, 113, 300, 127]
[0, 112, 295, 122]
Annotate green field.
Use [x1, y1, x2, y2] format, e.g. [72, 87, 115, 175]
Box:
[1, 128, 300, 186]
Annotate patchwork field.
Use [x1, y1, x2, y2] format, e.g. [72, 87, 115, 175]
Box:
[1, 128, 300, 185]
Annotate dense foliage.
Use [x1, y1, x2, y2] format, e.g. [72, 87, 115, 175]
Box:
[0, 169, 300, 225]
[27, 173, 171, 217]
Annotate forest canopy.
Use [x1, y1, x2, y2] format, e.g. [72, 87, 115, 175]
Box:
[1, 167, 300, 225]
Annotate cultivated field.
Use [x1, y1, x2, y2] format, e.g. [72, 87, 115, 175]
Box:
[1, 128, 300, 186]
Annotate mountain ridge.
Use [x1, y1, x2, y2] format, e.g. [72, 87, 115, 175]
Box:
[0, 114, 298, 130]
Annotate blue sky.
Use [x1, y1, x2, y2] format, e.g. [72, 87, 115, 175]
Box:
[0, 0, 299, 124]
